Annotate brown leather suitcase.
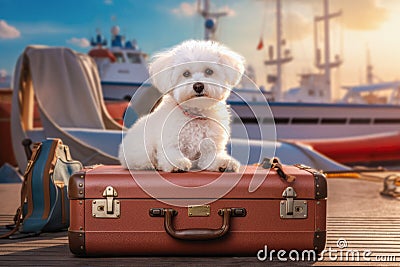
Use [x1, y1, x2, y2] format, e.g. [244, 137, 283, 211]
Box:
[68, 163, 327, 256]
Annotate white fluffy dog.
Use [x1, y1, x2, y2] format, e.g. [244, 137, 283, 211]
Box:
[119, 40, 245, 172]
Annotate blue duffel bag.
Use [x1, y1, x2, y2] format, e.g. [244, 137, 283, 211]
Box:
[1, 138, 82, 238]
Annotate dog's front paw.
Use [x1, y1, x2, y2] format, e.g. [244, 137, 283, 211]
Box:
[207, 155, 240, 172]
[159, 157, 192, 172]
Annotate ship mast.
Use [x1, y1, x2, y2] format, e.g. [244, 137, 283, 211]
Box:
[314, 0, 342, 101]
[197, 0, 228, 41]
[264, 0, 293, 101]
[366, 46, 374, 84]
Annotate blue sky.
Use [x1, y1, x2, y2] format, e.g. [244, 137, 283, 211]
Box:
[1, 0, 400, 98]
[0, 0, 207, 72]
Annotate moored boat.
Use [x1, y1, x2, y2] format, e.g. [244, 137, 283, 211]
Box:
[299, 131, 400, 166]
[86, 1, 400, 141]
[88, 26, 150, 101]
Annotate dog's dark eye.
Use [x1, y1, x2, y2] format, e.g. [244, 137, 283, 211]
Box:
[183, 71, 191, 78]
[205, 68, 213, 76]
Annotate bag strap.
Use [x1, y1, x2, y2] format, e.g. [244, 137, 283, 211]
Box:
[21, 139, 60, 233]
[0, 143, 42, 239]
[22, 138, 33, 160]
[261, 157, 296, 183]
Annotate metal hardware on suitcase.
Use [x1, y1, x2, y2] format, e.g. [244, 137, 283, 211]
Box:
[68, 164, 327, 256]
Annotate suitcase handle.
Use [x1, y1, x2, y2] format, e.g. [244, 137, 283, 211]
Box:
[165, 208, 231, 241]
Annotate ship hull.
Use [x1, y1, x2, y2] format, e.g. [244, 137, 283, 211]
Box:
[230, 101, 400, 140]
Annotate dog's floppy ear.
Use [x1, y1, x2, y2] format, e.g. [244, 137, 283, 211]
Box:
[149, 50, 174, 94]
[218, 47, 245, 87]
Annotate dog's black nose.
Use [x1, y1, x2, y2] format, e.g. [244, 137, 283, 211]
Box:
[193, 82, 204, 94]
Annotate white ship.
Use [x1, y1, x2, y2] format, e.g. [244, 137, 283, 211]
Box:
[201, 0, 400, 140]
[88, 27, 150, 101]
[0, 71, 11, 89]
[88, 0, 400, 140]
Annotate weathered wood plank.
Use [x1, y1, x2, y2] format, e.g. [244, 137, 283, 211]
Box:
[0, 176, 400, 266]
[0, 184, 20, 215]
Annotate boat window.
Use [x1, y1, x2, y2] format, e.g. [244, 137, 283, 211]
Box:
[273, 118, 290, 124]
[127, 53, 142, 64]
[349, 118, 371, 124]
[292, 118, 319, 124]
[113, 52, 125, 63]
[374, 118, 400, 124]
[321, 118, 347, 124]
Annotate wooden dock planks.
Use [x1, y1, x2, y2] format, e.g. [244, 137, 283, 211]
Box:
[1, 175, 400, 266]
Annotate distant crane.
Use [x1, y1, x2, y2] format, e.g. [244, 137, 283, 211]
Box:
[263, 0, 293, 101]
[197, 0, 228, 41]
[314, 0, 342, 101]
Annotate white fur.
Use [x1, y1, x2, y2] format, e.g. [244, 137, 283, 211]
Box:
[119, 40, 245, 172]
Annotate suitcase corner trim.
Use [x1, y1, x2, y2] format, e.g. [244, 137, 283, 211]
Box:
[314, 230, 327, 254]
[68, 171, 86, 199]
[68, 230, 86, 256]
[314, 171, 327, 199]
[294, 165, 327, 199]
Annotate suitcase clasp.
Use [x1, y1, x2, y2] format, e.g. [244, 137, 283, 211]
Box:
[92, 186, 120, 218]
[280, 187, 308, 219]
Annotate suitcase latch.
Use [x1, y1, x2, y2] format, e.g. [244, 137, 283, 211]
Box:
[92, 186, 120, 218]
[280, 187, 308, 219]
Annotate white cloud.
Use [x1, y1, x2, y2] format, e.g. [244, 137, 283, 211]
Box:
[333, 0, 388, 30]
[218, 5, 236, 17]
[16, 23, 74, 35]
[0, 69, 7, 77]
[171, 1, 236, 17]
[283, 11, 312, 41]
[67, 37, 90, 48]
[104, 0, 113, 5]
[171, 2, 198, 17]
[0, 20, 21, 39]
[294, 0, 389, 31]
